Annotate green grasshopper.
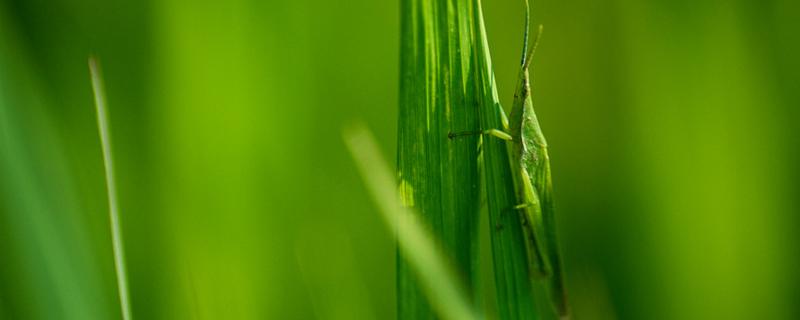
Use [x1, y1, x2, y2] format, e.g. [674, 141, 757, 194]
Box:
[449, 2, 568, 317]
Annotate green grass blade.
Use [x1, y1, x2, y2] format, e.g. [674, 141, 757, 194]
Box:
[399, 0, 541, 318]
[470, 0, 539, 319]
[398, 0, 484, 318]
[89, 57, 133, 320]
[344, 125, 479, 320]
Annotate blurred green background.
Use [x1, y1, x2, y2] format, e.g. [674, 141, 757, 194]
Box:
[0, 0, 798, 319]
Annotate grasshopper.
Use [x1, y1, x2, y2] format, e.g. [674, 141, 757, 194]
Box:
[449, 1, 568, 317]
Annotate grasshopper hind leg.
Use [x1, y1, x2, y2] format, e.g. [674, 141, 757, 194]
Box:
[509, 203, 551, 280]
[520, 211, 552, 280]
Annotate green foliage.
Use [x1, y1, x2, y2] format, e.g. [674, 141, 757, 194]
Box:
[0, 10, 115, 319]
[398, 0, 541, 318]
[1, 0, 799, 319]
[397, 0, 484, 318]
[345, 125, 479, 320]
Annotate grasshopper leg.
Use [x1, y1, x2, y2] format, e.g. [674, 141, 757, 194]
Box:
[448, 129, 512, 141]
[512, 202, 552, 279]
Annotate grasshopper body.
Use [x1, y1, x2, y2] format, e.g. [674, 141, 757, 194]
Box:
[508, 24, 569, 318]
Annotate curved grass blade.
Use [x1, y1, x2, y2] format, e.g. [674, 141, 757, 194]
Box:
[344, 124, 479, 320]
[89, 57, 133, 320]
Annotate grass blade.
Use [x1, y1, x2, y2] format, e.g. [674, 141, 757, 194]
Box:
[89, 57, 133, 320]
[344, 124, 479, 320]
[470, 0, 540, 318]
[398, 0, 484, 317]
[399, 0, 541, 318]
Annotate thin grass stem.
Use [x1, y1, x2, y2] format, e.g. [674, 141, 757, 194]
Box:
[89, 57, 133, 320]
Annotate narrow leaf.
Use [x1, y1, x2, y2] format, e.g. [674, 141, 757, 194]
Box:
[397, 0, 484, 318]
[89, 57, 133, 320]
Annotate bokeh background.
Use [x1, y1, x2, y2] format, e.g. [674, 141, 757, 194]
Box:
[1, 0, 798, 319]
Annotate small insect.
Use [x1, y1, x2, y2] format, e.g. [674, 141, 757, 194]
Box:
[448, 1, 569, 317]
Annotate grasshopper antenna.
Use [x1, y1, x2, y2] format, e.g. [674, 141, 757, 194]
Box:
[524, 24, 544, 70]
[520, 0, 531, 66]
